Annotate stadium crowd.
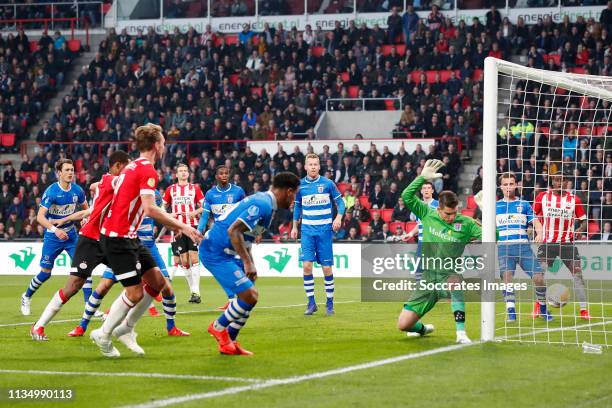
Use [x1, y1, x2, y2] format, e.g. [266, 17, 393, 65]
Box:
[1, 4, 612, 240]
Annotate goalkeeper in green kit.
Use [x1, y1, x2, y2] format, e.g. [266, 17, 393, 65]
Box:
[397, 159, 481, 344]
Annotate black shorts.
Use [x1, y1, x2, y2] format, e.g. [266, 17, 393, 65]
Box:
[171, 233, 198, 255]
[70, 235, 108, 278]
[100, 235, 157, 287]
[537, 243, 581, 269]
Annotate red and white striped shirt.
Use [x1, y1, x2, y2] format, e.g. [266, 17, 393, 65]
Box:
[101, 157, 158, 239]
[162, 183, 204, 226]
[80, 173, 117, 241]
[533, 190, 586, 243]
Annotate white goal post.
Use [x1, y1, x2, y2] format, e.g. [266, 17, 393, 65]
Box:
[481, 57, 612, 343]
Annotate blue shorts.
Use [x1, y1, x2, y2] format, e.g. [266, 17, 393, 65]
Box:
[40, 228, 78, 270]
[199, 239, 253, 295]
[498, 243, 543, 277]
[101, 240, 169, 281]
[300, 229, 334, 266]
[142, 239, 169, 278]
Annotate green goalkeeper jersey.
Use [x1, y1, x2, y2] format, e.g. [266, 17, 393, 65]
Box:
[401, 176, 482, 275]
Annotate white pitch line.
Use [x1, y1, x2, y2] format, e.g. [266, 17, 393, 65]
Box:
[0, 369, 262, 383]
[0, 300, 358, 328]
[120, 342, 479, 408]
[121, 317, 612, 408]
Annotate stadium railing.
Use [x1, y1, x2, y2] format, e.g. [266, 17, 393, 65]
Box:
[325, 97, 403, 112]
[0, 1, 104, 29]
[0, 17, 90, 49]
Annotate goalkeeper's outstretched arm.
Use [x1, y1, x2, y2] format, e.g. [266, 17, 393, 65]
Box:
[401, 159, 445, 220]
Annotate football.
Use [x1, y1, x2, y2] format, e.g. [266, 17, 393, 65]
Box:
[547, 283, 570, 308]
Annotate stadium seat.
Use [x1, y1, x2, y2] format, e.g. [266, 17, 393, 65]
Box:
[439, 70, 453, 82]
[472, 68, 483, 81]
[369, 210, 380, 221]
[404, 221, 417, 233]
[543, 53, 561, 66]
[588, 222, 600, 238]
[384, 99, 396, 110]
[337, 182, 351, 194]
[74, 159, 83, 172]
[225, 34, 239, 46]
[410, 70, 423, 83]
[22, 171, 39, 183]
[130, 63, 140, 72]
[461, 208, 476, 217]
[229, 74, 240, 85]
[312, 46, 325, 57]
[426, 70, 437, 83]
[359, 221, 370, 235]
[67, 39, 81, 52]
[359, 195, 371, 209]
[95, 116, 106, 131]
[102, 2, 112, 13]
[570, 67, 586, 74]
[466, 195, 477, 210]
[389, 221, 405, 234]
[0, 133, 15, 147]
[250, 87, 263, 97]
[348, 85, 359, 98]
[340, 72, 349, 82]
[29, 41, 39, 53]
[381, 209, 393, 223]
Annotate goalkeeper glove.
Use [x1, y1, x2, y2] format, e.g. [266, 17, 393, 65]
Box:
[420, 159, 445, 181]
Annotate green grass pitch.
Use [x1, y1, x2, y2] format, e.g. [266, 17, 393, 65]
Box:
[0, 276, 610, 408]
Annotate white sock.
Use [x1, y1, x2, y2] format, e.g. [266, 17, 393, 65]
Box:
[101, 291, 134, 340]
[34, 290, 65, 329]
[169, 265, 176, 280]
[190, 263, 200, 296]
[125, 292, 154, 328]
[182, 266, 193, 293]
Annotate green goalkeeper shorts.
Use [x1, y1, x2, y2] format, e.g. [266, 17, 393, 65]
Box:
[403, 271, 457, 317]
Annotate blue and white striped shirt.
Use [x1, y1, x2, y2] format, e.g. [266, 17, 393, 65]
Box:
[40, 182, 86, 234]
[137, 190, 163, 241]
[496, 199, 535, 242]
[411, 199, 438, 241]
[293, 176, 344, 233]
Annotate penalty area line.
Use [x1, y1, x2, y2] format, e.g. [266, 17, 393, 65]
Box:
[120, 342, 479, 408]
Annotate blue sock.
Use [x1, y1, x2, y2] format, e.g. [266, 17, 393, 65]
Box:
[25, 271, 51, 298]
[303, 274, 315, 304]
[82, 278, 92, 303]
[162, 295, 176, 331]
[324, 274, 334, 304]
[216, 298, 254, 341]
[79, 290, 103, 330]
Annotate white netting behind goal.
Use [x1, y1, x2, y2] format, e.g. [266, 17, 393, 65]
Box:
[482, 57, 612, 347]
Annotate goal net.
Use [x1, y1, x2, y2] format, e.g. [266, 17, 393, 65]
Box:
[481, 57, 612, 347]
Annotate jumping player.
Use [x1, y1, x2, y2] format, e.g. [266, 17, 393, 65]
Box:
[30, 151, 130, 340]
[90, 124, 201, 357]
[291, 154, 345, 316]
[163, 163, 205, 303]
[202, 172, 300, 355]
[21, 159, 89, 316]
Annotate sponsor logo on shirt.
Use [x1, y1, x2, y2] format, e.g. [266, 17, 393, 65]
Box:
[302, 193, 331, 206]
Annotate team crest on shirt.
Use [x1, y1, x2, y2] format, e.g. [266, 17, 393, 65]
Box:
[72, 195, 78, 203]
[453, 223, 462, 232]
[234, 270, 242, 278]
[228, 197, 233, 203]
[147, 178, 156, 187]
[516, 204, 523, 213]
[317, 185, 324, 193]
[247, 205, 259, 217]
